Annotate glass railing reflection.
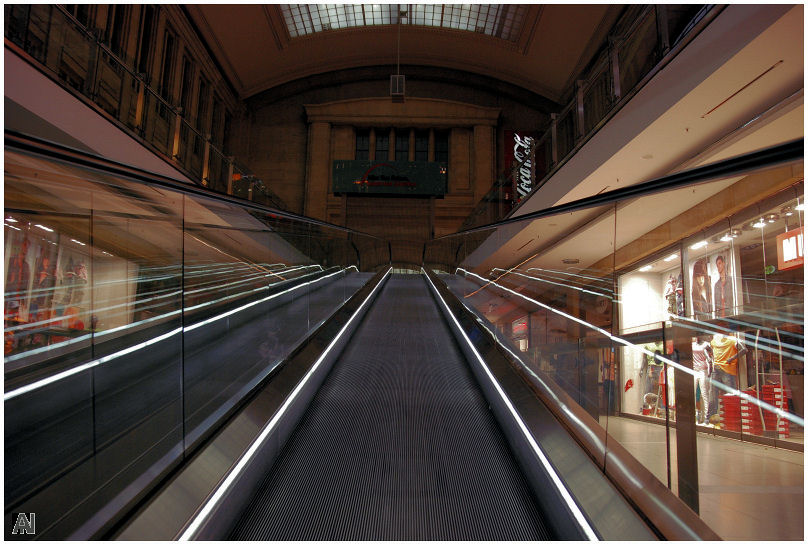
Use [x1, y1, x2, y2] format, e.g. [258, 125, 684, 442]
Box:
[425, 150, 804, 539]
[4, 5, 289, 214]
[3, 139, 389, 538]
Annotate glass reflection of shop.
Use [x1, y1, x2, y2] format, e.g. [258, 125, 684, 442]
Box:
[683, 191, 803, 435]
[4, 213, 92, 357]
[729, 192, 803, 439]
[511, 314, 529, 352]
[617, 248, 682, 420]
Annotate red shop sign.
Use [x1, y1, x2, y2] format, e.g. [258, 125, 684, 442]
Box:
[776, 226, 804, 271]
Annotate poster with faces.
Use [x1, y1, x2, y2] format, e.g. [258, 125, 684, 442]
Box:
[687, 247, 739, 320]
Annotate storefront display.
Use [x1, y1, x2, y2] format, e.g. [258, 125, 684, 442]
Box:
[616, 185, 803, 442]
[618, 251, 682, 335]
[4, 218, 105, 356]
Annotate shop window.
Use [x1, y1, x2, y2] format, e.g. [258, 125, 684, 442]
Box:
[355, 129, 369, 160]
[617, 186, 804, 434]
[179, 55, 194, 116]
[157, 28, 176, 104]
[374, 130, 389, 161]
[617, 252, 682, 419]
[65, 4, 93, 28]
[211, 96, 223, 148]
[192, 77, 209, 156]
[195, 77, 209, 130]
[105, 5, 129, 59]
[414, 130, 429, 161]
[136, 5, 158, 75]
[395, 131, 409, 161]
[223, 110, 233, 155]
[618, 251, 683, 335]
[434, 130, 449, 163]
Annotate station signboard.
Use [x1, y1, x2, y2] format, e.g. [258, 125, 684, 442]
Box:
[332, 160, 447, 196]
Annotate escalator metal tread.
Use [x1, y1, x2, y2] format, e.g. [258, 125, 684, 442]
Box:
[229, 275, 552, 540]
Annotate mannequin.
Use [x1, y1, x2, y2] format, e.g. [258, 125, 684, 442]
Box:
[664, 275, 677, 316]
[706, 331, 747, 421]
[641, 341, 664, 399]
[691, 336, 712, 424]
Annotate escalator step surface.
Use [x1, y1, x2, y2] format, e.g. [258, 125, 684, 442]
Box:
[229, 275, 552, 540]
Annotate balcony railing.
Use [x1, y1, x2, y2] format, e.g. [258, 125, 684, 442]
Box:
[461, 4, 715, 230]
[4, 4, 288, 211]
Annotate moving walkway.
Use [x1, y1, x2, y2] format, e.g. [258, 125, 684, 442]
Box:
[10, 133, 800, 540]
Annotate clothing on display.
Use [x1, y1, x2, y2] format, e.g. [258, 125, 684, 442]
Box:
[707, 333, 745, 420]
[692, 338, 712, 424]
[711, 333, 743, 376]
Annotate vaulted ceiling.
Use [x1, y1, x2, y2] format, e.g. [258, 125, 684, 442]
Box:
[184, 4, 622, 104]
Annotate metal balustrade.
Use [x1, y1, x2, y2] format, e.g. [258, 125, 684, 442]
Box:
[461, 5, 714, 230]
[4, 4, 288, 212]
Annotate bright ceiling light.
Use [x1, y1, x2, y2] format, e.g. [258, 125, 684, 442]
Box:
[690, 240, 708, 250]
[639, 265, 652, 272]
[5, 216, 17, 223]
[35, 224, 54, 232]
[71, 239, 86, 246]
[796, 203, 805, 211]
[6, 223, 21, 231]
[752, 218, 767, 228]
[663, 253, 678, 262]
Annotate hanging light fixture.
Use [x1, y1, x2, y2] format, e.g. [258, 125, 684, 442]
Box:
[390, 8, 406, 102]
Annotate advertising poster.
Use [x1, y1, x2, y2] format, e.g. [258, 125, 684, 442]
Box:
[687, 247, 739, 320]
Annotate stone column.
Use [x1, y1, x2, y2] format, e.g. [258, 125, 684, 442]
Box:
[305, 121, 331, 220]
[473, 124, 495, 203]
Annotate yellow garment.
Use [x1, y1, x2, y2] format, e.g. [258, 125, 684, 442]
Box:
[711, 334, 738, 375]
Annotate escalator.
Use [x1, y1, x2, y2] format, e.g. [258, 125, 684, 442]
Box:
[228, 274, 552, 540]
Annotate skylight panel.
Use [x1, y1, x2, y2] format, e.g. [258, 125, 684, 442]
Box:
[279, 4, 526, 42]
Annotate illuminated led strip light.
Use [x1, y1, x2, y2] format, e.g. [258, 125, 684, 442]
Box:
[485, 268, 802, 361]
[183, 269, 343, 332]
[4, 328, 183, 401]
[457, 269, 805, 428]
[492, 268, 612, 299]
[424, 268, 599, 541]
[184, 265, 319, 294]
[183, 269, 330, 315]
[663, 313, 804, 361]
[5, 268, 350, 400]
[5, 269, 330, 359]
[526, 267, 615, 292]
[5, 289, 183, 334]
[178, 267, 391, 540]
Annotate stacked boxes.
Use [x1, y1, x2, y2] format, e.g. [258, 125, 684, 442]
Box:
[761, 384, 790, 438]
[735, 386, 790, 438]
[719, 393, 742, 431]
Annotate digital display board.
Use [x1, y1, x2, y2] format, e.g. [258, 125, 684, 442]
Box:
[332, 160, 447, 196]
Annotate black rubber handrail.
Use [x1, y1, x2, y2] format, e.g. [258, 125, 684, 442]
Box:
[438, 138, 803, 238]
